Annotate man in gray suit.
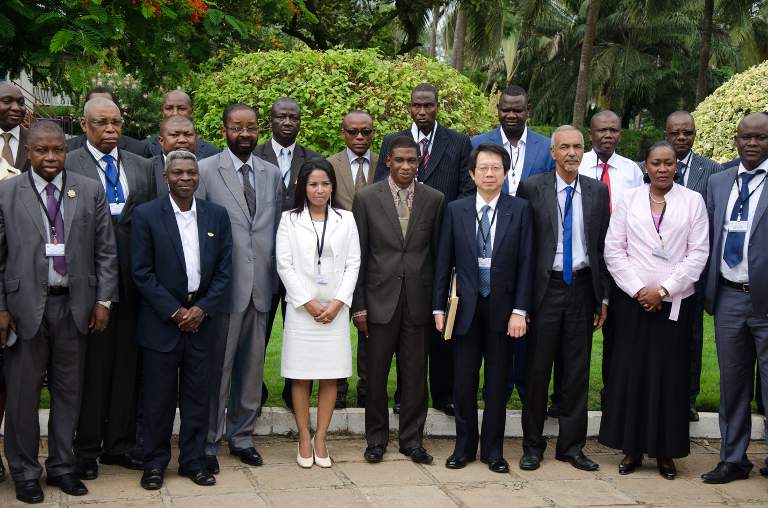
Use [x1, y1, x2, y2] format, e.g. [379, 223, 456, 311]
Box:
[65, 97, 155, 479]
[0, 121, 118, 503]
[702, 112, 768, 484]
[150, 115, 200, 197]
[198, 103, 282, 473]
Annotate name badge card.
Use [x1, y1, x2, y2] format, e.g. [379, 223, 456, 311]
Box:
[726, 220, 748, 233]
[45, 243, 65, 257]
[478, 257, 492, 269]
[315, 273, 330, 285]
[651, 246, 670, 260]
[109, 202, 125, 215]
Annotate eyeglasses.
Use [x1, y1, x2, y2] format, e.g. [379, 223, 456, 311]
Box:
[88, 118, 123, 128]
[343, 128, 374, 137]
[226, 126, 258, 134]
[474, 165, 504, 174]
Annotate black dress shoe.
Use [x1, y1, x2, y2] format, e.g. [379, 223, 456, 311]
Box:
[483, 457, 510, 473]
[445, 454, 475, 469]
[140, 468, 164, 490]
[46, 473, 88, 496]
[230, 447, 263, 466]
[205, 455, 220, 475]
[689, 407, 700, 422]
[335, 398, 348, 409]
[556, 452, 599, 471]
[100, 453, 144, 470]
[618, 454, 643, 475]
[400, 447, 433, 464]
[519, 453, 542, 471]
[364, 445, 385, 463]
[759, 466, 768, 477]
[75, 458, 98, 480]
[392, 403, 401, 414]
[15, 479, 44, 504]
[179, 467, 216, 486]
[434, 403, 455, 417]
[701, 461, 750, 484]
[657, 457, 676, 480]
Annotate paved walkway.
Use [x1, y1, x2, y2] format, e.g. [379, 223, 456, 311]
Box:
[1, 437, 766, 507]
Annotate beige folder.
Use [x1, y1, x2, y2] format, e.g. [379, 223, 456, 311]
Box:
[443, 268, 459, 340]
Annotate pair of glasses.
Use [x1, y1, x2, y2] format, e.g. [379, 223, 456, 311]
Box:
[89, 119, 124, 128]
[226, 126, 258, 134]
[343, 128, 374, 137]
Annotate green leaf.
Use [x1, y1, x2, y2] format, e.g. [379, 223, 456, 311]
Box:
[35, 12, 65, 25]
[50, 29, 76, 53]
[0, 13, 14, 40]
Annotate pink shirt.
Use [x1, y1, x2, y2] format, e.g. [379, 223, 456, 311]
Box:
[605, 183, 709, 321]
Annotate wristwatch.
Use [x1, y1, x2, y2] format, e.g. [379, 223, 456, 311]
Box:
[657, 287, 668, 299]
[97, 300, 112, 310]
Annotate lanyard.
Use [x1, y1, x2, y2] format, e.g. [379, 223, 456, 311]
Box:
[732, 171, 767, 219]
[475, 205, 498, 257]
[310, 204, 329, 269]
[29, 169, 67, 244]
[508, 142, 522, 179]
[86, 148, 123, 203]
[649, 193, 667, 247]
[556, 177, 578, 226]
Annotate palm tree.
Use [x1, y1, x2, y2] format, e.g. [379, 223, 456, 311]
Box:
[572, 0, 601, 128]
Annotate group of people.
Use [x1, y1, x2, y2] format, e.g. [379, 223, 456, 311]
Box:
[0, 78, 765, 505]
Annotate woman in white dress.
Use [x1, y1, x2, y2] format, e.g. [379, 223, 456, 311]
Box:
[276, 159, 360, 468]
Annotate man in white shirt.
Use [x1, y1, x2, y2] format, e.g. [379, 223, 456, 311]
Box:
[0, 83, 28, 171]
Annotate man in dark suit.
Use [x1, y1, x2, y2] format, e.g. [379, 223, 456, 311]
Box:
[0, 121, 118, 503]
[353, 136, 445, 465]
[433, 143, 533, 473]
[373, 82, 472, 415]
[253, 97, 322, 408]
[516, 125, 610, 472]
[149, 115, 199, 197]
[0, 83, 29, 171]
[131, 150, 232, 490]
[142, 90, 220, 160]
[65, 97, 155, 479]
[702, 112, 768, 484]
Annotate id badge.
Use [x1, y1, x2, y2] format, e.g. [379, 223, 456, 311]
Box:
[651, 246, 670, 260]
[478, 257, 492, 269]
[109, 202, 125, 215]
[315, 273, 329, 285]
[726, 220, 749, 233]
[45, 243, 65, 256]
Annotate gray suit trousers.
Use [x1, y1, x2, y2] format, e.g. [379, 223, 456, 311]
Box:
[4, 295, 86, 481]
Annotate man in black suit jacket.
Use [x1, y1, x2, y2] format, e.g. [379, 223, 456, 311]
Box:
[65, 97, 156, 479]
[374, 83, 474, 415]
[433, 143, 533, 473]
[516, 125, 610, 472]
[0, 83, 30, 171]
[149, 115, 199, 197]
[131, 151, 232, 490]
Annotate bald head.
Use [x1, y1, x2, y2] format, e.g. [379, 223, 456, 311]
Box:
[589, 110, 622, 160]
[162, 90, 193, 119]
[665, 110, 696, 159]
[0, 83, 26, 131]
[26, 121, 66, 181]
[735, 112, 768, 170]
[83, 97, 120, 119]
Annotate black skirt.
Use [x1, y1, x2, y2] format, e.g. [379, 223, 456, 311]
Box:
[598, 289, 695, 458]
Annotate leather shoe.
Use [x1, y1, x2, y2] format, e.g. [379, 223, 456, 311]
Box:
[335, 398, 347, 409]
[46, 473, 88, 496]
[618, 454, 643, 475]
[689, 407, 700, 422]
[179, 467, 216, 486]
[556, 452, 599, 471]
[657, 457, 676, 480]
[759, 466, 768, 477]
[701, 461, 749, 483]
[364, 445, 385, 463]
[100, 453, 143, 471]
[75, 458, 98, 480]
[519, 453, 542, 471]
[392, 403, 401, 414]
[140, 468, 164, 490]
[400, 447, 433, 465]
[15, 479, 44, 504]
[434, 403, 455, 417]
[230, 447, 263, 466]
[445, 454, 475, 469]
[205, 455, 220, 475]
[483, 457, 510, 473]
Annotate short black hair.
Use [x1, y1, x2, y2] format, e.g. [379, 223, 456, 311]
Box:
[85, 86, 115, 102]
[27, 120, 66, 144]
[159, 115, 195, 133]
[469, 143, 511, 174]
[222, 103, 257, 126]
[271, 97, 300, 116]
[501, 84, 528, 100]
[412, 83, 438, 103]
[389, 135, 419, 154]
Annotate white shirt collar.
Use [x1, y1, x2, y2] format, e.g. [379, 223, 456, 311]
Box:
[169, 194, 197, 216]
[0, 125, 20, 138]
[228, 150, 253, 172]
[590, 148, 619, 168]
[677, 150, 693, 164]
[86, 140, 119, 161]
[271, 138, 296, 157]
[737, 158, 768, 175]
[555, 171, 580, 194]
[410, 122, 439, 142]
[499, 125, 527, 148]
[346, 148, 370, 165]
[31, 170, 64, 194]
[475, 192, 501, 213]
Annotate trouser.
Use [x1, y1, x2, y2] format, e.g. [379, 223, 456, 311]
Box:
[428, 327, 453, 407]
[599, 280, 619, 408]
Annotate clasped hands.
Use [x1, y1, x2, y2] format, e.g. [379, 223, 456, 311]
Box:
[635, 287, 664, 312]
[173, 306, 205, 332]
[305, 299, 343, 325]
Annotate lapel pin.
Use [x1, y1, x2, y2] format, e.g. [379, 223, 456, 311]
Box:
[207, 232, 215, 237]
[67, 189, 76, 198]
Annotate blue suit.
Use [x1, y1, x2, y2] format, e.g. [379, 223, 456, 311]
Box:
[471, 127, 555, 184]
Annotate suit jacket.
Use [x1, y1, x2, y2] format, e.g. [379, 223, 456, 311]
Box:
[516, 172, 611, 313]
[150, 155, 168, 197]
[142, 135, 221, 160]
[66, 134, 146, 157]
[373, 125, 474, 202]
[0, 171, 119, 339]
[640, 150, 721, 198]
[352, 180, 445, 325]
[13, 126, 29, 171]
[705, 166, 768, 317]
[65, 147, 155, 299]
[131, 196, 232, 353]
[471, 126, 556, 180]
[327, 150, 379, 211]
[196, 148, 282, 313]
[253, 141, 323, 211]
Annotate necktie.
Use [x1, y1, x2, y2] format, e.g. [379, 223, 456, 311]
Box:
[279, 148, 291, 187]
[397, 188, 410, 238]
[419, 137, 430, 177]
[723, 170, 764, 268]
[45, 183, 67, 275]
[240, 164, 257, 218]
[101, 154, 125, 211]
[563, 186, 574, 284]
[354, 157, 366, 190]
[676, 160, 687, 184]
[600, 161, 612, 212]
[2, 132, 13, 166]
[477, 205, 492, 297]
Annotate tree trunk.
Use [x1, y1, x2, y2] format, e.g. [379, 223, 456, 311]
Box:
[571, 0, 601, 129]
[695, 0, 714, 105]
[452, 4, 468, 72]
[430, 4, 439, 58]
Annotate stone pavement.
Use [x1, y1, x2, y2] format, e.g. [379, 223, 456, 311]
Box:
[1, 437, 767, 507]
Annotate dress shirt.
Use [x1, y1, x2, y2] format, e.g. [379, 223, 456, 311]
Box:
[86, 141, 131, 200]
[0, 125, 20, 163]
[719, 160, 768, 283]
[31, 170, 68, 288]
[271, 138, 296, 184]
[678, 150, 694, 188]
[499, 126, 527, 196]
[410, 122, 437, 155]
[552, 173, 589, 271]
[604, 183, 709, 320]
[346, 148, 370, 183]
[169, 196, 201, 293]
[387, 176, 415, 210]
[578, 149, 644, 211]
[227, 150, 257, 189]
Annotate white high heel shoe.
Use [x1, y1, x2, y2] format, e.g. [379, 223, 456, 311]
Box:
[312, 437, 332, 468]
[297, 441, 314, 468]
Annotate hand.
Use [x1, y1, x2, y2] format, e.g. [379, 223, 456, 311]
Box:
[88, 304, 110, 334]
[507, 314, 527, 338]
[434, 314, 445, 333]
[353, 314, 368, 336]
[304, 299, 325, 319]
[0, 310, 16, 348]
[593, 303, 608, 330]
[315, 300, 343, 324]
[173, 307, 189, 326]
[179, 306, 205, 332]
[636, 287, 662, 312]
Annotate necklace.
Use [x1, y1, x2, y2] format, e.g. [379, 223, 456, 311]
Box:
[649, 193, 666, 205]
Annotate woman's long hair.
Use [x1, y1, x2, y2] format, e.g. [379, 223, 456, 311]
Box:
[291, 158, 341, 215]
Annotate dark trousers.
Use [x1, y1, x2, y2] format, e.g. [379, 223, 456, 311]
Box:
[452, 296, 510, 461]
[366, 286, 428, 448]
[75, 301, 139, 459]
[428, 328, 454, 407]
[522, 274, 593, 457]
[142, 333, 210, 471]
[483, 337, 526, 404]
[599, 280, 619, 407]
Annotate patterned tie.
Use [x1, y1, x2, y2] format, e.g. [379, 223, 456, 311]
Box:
[279, 148, 291, 187]
[419, 137, 430, 178]
[397, 189, 410, 238]
[477, 205, 492, 297]
[723, 170, 764, 268]
[1, 132, 13, 166]
[600, 161, 612, 213]
[240, 164, 257, 218]
[45, 183, 67, 275]
[563, 186, 574, 284]
[101, 154, 125, 212]
[354, 157, 366, 190]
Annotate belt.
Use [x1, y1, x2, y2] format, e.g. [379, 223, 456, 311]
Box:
[48, 286, 69, 296]
[720, 276, 749, 293]
[550, 267, 591, 281]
